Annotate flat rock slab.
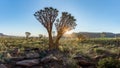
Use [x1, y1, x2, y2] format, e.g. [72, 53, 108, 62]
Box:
[10, 57, 25, 61]
[26, 53, 40, 59]
[16, 59, 39, 67]
[41, 55, 58, 63]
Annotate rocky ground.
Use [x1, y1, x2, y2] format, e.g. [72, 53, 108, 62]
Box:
[0, 47, 119, 68]
[0, 48, 95, 68]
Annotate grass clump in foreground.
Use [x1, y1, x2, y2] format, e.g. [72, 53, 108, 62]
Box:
[97, 57, 120, 68]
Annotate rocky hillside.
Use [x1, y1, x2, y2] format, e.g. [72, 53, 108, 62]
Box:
[0, 33, 5, 36]
[0, 33, 17, 37]
[72, 32, 120, 38]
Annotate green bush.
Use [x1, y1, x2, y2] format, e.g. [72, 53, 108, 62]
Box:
[97, 57, 120, 68]
[94, 48, 106, 55]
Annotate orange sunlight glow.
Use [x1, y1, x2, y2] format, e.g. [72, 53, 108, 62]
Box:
[65, 30, 73, 34]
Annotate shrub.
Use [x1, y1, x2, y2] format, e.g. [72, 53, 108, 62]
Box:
[97, 57, 120, 68]
[94, 48, 106, 55]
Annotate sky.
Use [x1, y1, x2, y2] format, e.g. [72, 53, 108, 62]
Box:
[0, 0, 120, 36]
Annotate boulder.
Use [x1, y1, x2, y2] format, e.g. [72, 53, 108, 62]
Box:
[16, 59, 39, 67]
[73, 54, 87, 61]
[24, 48, 31, 53]
[40, 54, 63, 68]
[73, 54, 94, 67]
[41, 54, 58, 63]
[26, 53, 40, 59]
[10, 57, 25, 61]
[76, 60, 93, 66]
[0, 61, 2, 64]
[0, 64, 7, 68]
[11, 48, 20, 57]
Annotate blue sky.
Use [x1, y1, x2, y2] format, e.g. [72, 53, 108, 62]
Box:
[0, 0, 120, 36]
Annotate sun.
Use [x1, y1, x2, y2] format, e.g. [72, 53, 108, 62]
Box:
[65, 30, 73, 34]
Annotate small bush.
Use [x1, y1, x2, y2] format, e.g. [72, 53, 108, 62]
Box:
[94, 48, 107, 55]
[97, 57, 120, 68]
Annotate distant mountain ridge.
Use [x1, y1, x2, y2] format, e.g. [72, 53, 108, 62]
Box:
[0, 33, 5, 36]
[73, 32, 120, 38]
[0, 33, 17, 37]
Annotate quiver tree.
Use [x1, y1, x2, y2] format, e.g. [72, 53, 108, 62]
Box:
[25, 32, 31, 39]
[34, 7, 58, 49]
[54, 12, 77, 48]
[34, 7, 77, 49]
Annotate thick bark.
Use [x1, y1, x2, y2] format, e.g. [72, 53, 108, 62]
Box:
[48, 32, 53, 49]
[54, 34, 62, 49]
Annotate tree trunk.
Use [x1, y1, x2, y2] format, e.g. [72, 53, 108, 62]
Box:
[48, 32, 53, 49]
[26, 35, 28, 40]
[54, 34, 62, 49]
